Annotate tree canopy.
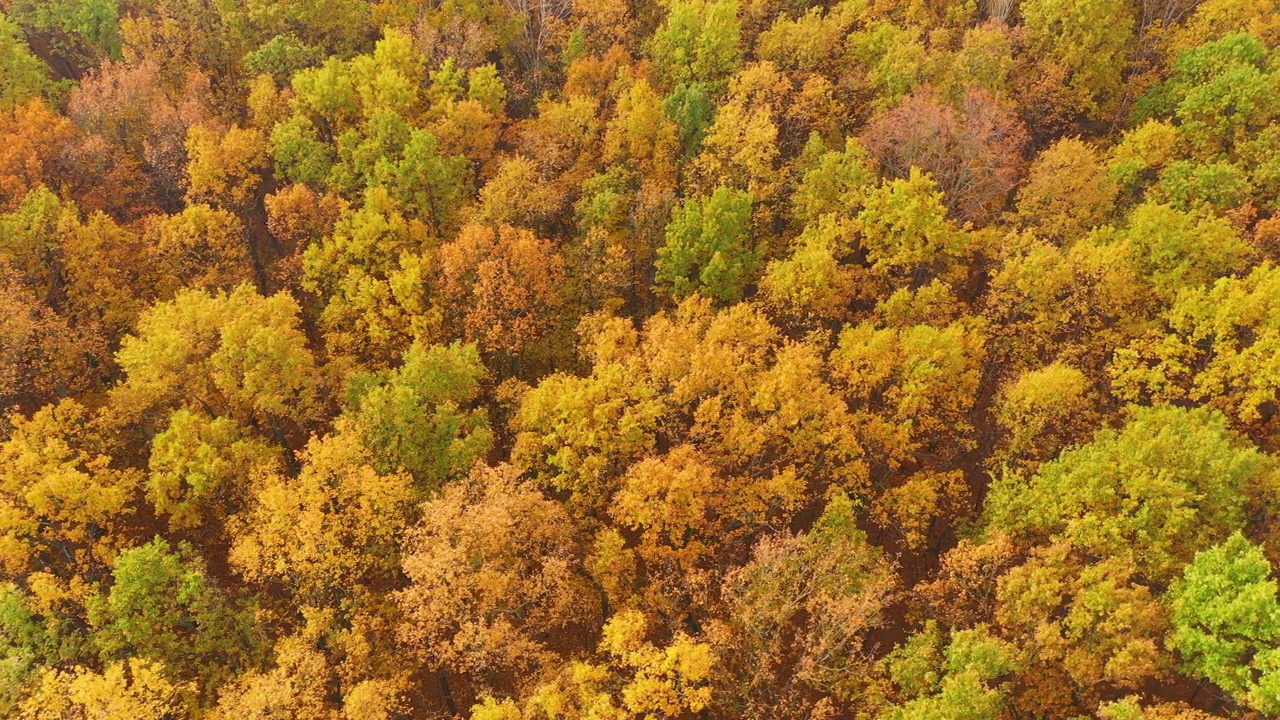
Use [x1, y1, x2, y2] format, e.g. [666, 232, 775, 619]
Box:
[1, 1, 1280, 718]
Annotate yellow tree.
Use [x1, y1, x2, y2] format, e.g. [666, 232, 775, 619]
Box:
[515, 300, 866, 618]
[1013, 137, 1119, 244]
[830, 318, 986, 549]
[228, 430, 417, 605]
[0, 399, 140, 582]
[471, 609, 716, 720]
[184, 124, 270, 209]
[146, 204, 254, 296]
[112, 283, 319, 430]
[1111, 263, 1280, 448]
[0, 261, 104, 412]
[16, 659, 188, 720]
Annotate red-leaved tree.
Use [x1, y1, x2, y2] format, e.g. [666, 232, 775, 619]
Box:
[862, 85, 1029, 224]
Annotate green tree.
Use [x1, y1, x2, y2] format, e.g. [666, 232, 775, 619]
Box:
[988, 405, 1273, 581]
[301, 186, 433, 366]
[655, 186, 756, 303]
[647, 0, 742, 92]
[881, 626, 1017, 720]
[1167, 533, 1280, 715]
[0, 582, 90, 714]
[89, 538, 261, 693]
[789, 136, 876, 227]
[1107, 201, 1253, 300]
[0, 12, 59, 111]
[985, 406, 1277, 693]
[343, 341, 492, 489]
[1139, 32, 1280, 160]
[147, 409, 280, 533]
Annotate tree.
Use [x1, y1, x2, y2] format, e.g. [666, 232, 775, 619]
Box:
[862, 86, 1028, 224]
[0, 183, 68, 298]
[760, 214, 858, 323]
[692, 62, 789, 206]
[610, 441, 810, 618]
[271, 28, 428, 194]
[1013, 137, 1118, 244]
[381, 128, 470, 237]
[264, 183, 345, 254]
[1110, 264, 1280, 446]
[831, 318, 985, 548]
[1016, 0, 1135, 127]
[0, 101, 76, 211]
[184, 124, 269, 209]
[0, 579, 92, 714]
[209, 625, 341, 720]
[1166, 533, 1280, 715]
[722, 491, 899, 714]
[855, 168, 973, 288]
[474, 609, 715, 720]
[983, 231, 1152, 377]
[88, 538, 262, 692]
[0, 261, 103, 412]
[1097, 696, 1225, 720]
[0, 12, 60, 112]
[991, 362, 1099, 473]
[343, 340, 492, 488]
[397, 463, 600, 696]
[67, 59, 211, 211]
[301, 185, 433, 366]
[112, 284, 319, 429]
[147, 203, 254, 295]
[647, 0, 742, 91]
[654, 186, 757, 303]
[228, 431, 417, 604]
[57, 209, 152, 341]
[514, 299, 865, 524]
[511, 317, 665, 512]
[789, 136, 876, 227]
[474, 154, 566, 228]
[1108, 201, 1253, 301]
[881, 626, 1017, 720]
[1138, 33, 1279, 161]
[602, 78, 679, 194]
[232, 0, 373, 56]
[831, 320, 985, 473]
[436, 222, 567, 360]
[147, 409, 280, 533]
[988, 405, 1273, 583]
[984, 406, 1277, 695]
[426, 61, 506, 172]
[0, 399, 139, 581]
[16, 659, 188, 720]
[516, 94, 604, 211]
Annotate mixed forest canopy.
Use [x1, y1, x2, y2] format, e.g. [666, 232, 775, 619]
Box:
[2, 0, 1280, 717]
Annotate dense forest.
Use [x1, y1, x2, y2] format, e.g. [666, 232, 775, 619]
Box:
[1, 0, 1280, 717]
